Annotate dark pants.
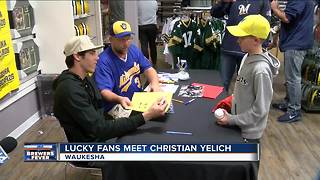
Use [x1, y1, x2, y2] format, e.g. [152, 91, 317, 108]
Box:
[220, 52, 244, 92]
[138, 24, 158, 66]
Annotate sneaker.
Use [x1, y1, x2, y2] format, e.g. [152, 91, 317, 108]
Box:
[272, 102, 288, 112]
[277, 110, 302, 123]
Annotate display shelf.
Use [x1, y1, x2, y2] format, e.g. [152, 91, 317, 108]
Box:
[73, 13, 94, 20]
[71, 0, 103, 47]
[90, 35, 97, 40]
[158, 0, 182, 22]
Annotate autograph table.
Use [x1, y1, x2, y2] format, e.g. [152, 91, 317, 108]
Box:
[104, 70, 258, 180]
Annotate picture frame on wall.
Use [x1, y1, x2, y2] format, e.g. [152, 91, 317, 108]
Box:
[7, 0, 35, 39]
[14, 39, 39, 76]
[13, 7, 24, 30]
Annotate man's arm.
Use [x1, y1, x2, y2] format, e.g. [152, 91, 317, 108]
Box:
[271, 0, 289, 23]
[94, 56, 132, 108]
[61, 87, 144, 140]
[61, 88, 167, 141]
[101, 89, 132, 109]
[261, 0, 272, 48]
[144, 67, 160, 92]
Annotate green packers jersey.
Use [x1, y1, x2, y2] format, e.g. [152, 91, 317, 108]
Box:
[194, 18, 225, 70]
[168, 19, 199, 69]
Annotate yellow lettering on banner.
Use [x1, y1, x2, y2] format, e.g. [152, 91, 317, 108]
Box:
[0, 1, 20, 99]
[0, 68, 9, 78]
[0, 40, 6, 48]
[0, 73, 14, 89]
[0, 40, 9, 60]
[0, 11, 4, 29]
[0, 18, 5, 28]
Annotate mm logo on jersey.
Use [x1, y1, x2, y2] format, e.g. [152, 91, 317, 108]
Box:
[238, 4, 251, 15]
[120, 23, 127, 30]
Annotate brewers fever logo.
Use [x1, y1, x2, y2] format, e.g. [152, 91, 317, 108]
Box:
[24, 143, 57, 161]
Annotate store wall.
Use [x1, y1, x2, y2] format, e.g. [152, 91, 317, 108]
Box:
[125, 1, 139, 45]
[34, 1, 74, 74]
[0, 89, 39, 139]
[0, 1, 74, 138]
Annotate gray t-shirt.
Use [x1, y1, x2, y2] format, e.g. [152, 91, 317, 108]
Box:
[138, 0, 158, 25]
[109, 0, 125, 23]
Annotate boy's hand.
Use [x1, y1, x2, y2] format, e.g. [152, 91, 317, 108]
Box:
[216, 109, 230, 125]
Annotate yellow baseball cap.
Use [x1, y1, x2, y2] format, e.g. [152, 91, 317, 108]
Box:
[227, 15, 270, 39]
[110, 21, 134, 38]
[63, 35, 104, 56]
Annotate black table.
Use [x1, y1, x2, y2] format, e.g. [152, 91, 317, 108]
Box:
[104, 70, 258, 180]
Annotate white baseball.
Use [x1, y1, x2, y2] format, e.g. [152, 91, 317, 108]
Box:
[214, 108, 225, 119]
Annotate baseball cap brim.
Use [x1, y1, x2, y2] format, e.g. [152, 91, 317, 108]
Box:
[113, 32, 135, 38]
[78, 45, 104, 53]
[227, 25, 250, 37]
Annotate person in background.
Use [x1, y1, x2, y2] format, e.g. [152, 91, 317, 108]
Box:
[214, 15, 280, 143]
[271, 0, 314, 123]
[211, 0, 271, 93]
[108, 0, 124, 23]
[267, 0, 287, 50]
[137, 0, 158, 68]
[182, 0, 191, 7]
[94, 21, 160, 113]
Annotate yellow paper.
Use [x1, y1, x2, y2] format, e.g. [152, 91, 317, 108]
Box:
[0, 2, 20, 99]
[130, 92, 173, 112]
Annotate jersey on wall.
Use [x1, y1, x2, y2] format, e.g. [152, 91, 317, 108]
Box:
[194, 18, 225, 70]
[168, 19, 199, 69]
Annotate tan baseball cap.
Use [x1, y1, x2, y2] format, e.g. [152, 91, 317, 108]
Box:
[63, 35, 104, 56]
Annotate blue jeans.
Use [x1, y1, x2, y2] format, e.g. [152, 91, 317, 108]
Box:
[284, 50, 307, 111]
[220, 52, 244, 92]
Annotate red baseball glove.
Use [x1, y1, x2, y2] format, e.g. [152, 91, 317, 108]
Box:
[213, 95, 233, 113]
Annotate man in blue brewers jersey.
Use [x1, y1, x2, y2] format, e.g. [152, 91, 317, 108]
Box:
[94, 21, 160, 112]
[211, 0, 271, 93]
